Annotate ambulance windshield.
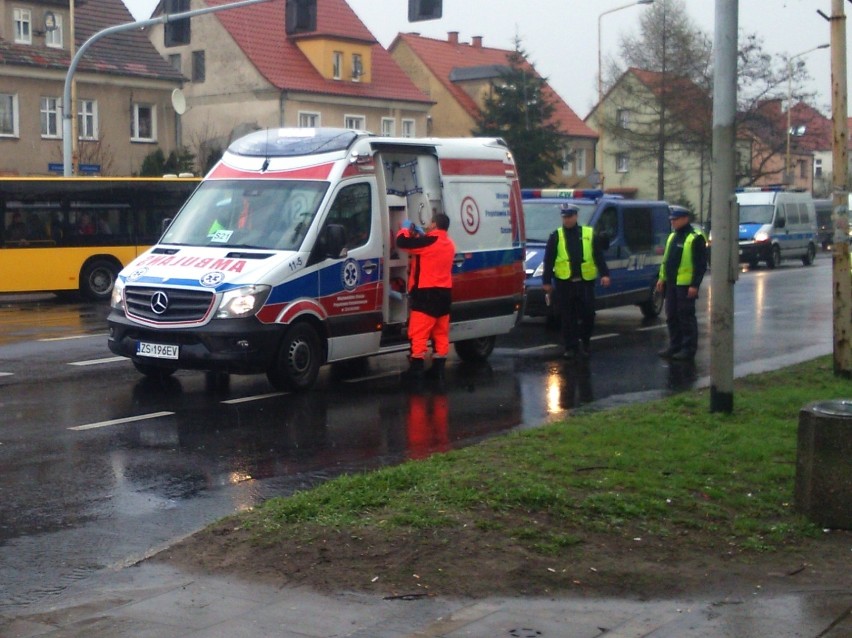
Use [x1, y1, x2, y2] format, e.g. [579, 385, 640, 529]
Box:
[161, 180, 329, 250]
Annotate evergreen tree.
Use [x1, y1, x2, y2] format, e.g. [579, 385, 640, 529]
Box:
[473, 39, 563, 187]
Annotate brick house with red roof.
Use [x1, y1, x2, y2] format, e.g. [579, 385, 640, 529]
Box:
[0, 0, 184, 175]
[146, 0, 432, 171]
[389, 31, 599, 188]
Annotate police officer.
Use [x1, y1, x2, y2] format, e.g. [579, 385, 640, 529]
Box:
[542, 203, 611, 359]
[656, 207, 707, 361]
[396, 213, 456, 387]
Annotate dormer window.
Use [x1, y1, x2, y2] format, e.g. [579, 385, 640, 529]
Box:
[352, 54, 363, 82]
[14, 8, 32, 44]
[45, 13, 63, 48]
[332, 51, 342, 80]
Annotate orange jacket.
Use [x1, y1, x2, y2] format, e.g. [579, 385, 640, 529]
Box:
[395, 228, 455, 291]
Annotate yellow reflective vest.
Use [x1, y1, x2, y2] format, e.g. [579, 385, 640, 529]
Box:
[554, 225, 598, 281]
[660, 231, 698, 286]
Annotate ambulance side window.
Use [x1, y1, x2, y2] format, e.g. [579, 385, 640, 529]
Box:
[325, 183, 372, 250]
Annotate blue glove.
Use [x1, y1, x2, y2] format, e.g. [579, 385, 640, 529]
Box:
[401, 219, 413, 230]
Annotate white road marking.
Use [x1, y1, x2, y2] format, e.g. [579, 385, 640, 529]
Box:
[39, 334, 105, 342]
[221, 392, 288, 404]
[0, 372, 13, 377]
[69, 357, 126, 366]
[591, 332, 619, 341]
[637, 324, 668, 332]
[69, 411, 175, 431]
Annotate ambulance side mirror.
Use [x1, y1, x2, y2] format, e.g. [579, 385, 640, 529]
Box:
[324, 223, 348, 258]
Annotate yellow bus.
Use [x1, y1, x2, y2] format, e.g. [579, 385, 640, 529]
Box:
[0, 177, 199, 300]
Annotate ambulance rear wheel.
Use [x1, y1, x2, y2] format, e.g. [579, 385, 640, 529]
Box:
[80, 258, 119, 301]
[454, 336, 496, 362]
[267, 323, 322, 391]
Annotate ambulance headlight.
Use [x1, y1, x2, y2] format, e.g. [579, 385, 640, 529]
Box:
[110, 279, 125, 310]
[216, 285, 271, 319]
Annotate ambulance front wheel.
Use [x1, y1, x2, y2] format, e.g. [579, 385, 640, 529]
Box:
[454, 336, 496, 362]
[267, 323, 322, 391]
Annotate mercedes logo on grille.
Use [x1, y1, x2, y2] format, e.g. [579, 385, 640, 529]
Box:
[150, 291, 169, 315]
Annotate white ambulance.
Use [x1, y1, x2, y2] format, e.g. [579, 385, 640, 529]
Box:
[107, 128, 525, 390]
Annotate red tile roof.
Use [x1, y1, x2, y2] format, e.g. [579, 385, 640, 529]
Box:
[206, 0, 431, 104]
[0, 0, 182, 82]
[390, 32, 597, 139]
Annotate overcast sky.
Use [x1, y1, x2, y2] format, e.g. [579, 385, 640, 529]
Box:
[123, 0, 846, 120]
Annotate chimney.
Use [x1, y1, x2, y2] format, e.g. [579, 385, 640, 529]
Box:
[471, 36, 483, 48]
[448, 31, 459, 45]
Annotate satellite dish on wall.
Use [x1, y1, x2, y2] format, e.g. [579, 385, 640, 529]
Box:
[171, 89, 187, 115]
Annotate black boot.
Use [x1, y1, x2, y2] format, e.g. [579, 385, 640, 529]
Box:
[401, 358, 425, 391]
[425, 357, 446, 381]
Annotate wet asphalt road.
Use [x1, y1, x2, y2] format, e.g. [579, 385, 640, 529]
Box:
[0, 255, 836, 609]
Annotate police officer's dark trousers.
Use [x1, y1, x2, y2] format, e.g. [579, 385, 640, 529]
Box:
[664, 285, 698, 356]
[554, 278, 596, 352]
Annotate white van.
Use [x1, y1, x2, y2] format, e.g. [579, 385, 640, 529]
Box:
[736, 187, 818, 268]
[107, 128, 525, 390]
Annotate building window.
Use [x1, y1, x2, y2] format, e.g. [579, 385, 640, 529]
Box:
[814, 158, 823, 177]
[616, 108, 629, 128]
[45, 13, 62, 48]
[14, 8, 32, 44]
[401, 119, 415, 137]
[78, 100, 98, 140]
[616, 152, 629, 173]
[131, 104, 156, 142]
[798, 159, 807, 179]
[40, 97, 61, 138]
[192, 50, 205, 82]
[344, 114, 365, 130]
[575, 149, 586, 176]
[299, 111, 320, 128]
[168, 53, 182, 72]
[164, 0, 190, 47]
[0, 94, 19, 137]
[332, 51, 342, 80]
[381, 118, 395, 136]
[562, 148, 574, 176]
[351, 53, 363, 81]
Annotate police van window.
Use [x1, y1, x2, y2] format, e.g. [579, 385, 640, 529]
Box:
[774, 206, 786, 227]
[797, 203, 810, 224]
[325, 182, 371, 250]
[785, 203, 800, 225]
[623, 207, 655, 253]
[595, 207, 618, 257]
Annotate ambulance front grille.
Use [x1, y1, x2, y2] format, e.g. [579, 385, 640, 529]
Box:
[125, 286, 215, 323]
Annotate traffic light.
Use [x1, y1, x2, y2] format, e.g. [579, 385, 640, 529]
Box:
[408, 0, 442, 22]
[285, 0, 316, 35]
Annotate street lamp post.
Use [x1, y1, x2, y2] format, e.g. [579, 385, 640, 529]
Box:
[785, 43, 829, 184]
[596, 0, 654, 179]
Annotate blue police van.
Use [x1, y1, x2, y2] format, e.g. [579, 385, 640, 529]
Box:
[522, 189, 671, 322]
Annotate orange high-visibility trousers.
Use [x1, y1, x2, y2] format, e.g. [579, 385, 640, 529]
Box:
[408, 310, 450, 359]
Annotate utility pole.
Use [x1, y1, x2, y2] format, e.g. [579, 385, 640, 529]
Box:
[709, 0, 738, 413]
[829, 0, 851, 376]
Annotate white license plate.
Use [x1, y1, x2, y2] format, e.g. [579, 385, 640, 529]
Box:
[137, 342, 179, 360]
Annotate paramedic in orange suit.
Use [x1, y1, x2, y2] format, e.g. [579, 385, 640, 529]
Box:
[395, 212, 455, 387]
